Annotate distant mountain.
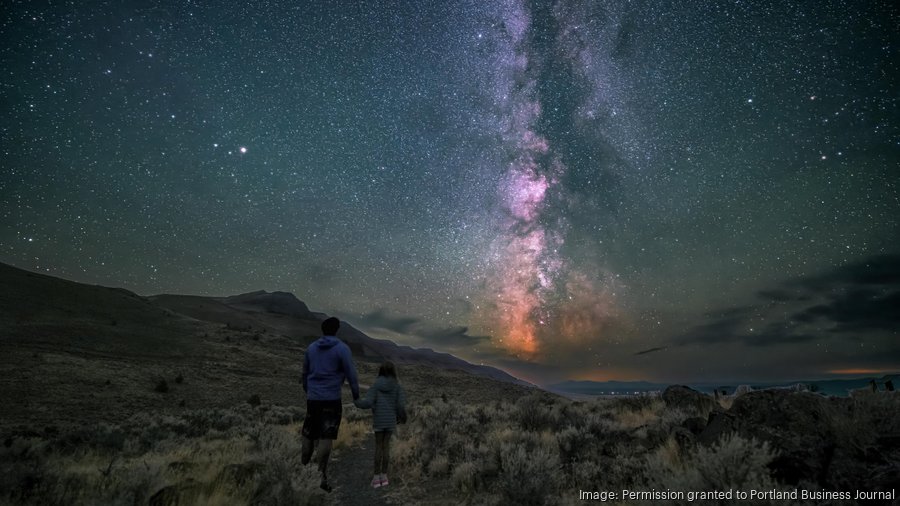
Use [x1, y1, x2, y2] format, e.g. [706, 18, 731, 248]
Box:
[549, 375, 900, 397]
[223, 290, 315, 319]
[548, 380, 669, 396]
[155, 289, 530, 387]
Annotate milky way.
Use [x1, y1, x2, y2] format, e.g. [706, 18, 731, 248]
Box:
[1, 0, 897, 383]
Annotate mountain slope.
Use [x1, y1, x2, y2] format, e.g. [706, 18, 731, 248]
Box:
[151, 288, 530, 386]
[0, 262, 533, 429]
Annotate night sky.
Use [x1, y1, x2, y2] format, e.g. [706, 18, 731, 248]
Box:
[2, 0, 898, 384]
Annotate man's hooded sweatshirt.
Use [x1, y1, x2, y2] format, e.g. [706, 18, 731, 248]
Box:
[302, 335, 359, 401]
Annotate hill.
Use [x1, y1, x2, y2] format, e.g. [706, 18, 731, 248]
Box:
[0, 262, 534, 431]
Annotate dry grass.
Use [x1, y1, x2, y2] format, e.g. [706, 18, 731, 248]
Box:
[0, 405, 334, 505]
[4, 390, 898, 505]
[379, 391, 900, 506]
[334, 418, 370, 451]
[613, 397, 665, 429]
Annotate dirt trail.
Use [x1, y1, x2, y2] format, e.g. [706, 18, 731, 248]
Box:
[330, 439, 390, 506]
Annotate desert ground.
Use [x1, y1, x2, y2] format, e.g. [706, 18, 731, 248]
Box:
[1, 263, 898, 505]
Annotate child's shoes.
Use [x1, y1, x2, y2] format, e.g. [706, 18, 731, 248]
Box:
[380, 474, 389, 487]
[371, 475, 382, 488]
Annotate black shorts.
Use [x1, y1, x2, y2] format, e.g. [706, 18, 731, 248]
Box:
[301, 399, 342, 440]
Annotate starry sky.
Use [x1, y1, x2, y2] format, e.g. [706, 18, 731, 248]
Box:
[2, 0, 898, 385]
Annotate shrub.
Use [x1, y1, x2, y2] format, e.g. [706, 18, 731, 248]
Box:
[426, 454, 450, 477]
[498, 444, 562, 506]
[645, 432, 778, 505]
[451, 461, 480, 493]
[515, 394, 556, 432]
[247, 394, 261, 407]
[154, 379, 169, 393]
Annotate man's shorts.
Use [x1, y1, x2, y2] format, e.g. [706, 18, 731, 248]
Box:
[301, 399, 343, 440]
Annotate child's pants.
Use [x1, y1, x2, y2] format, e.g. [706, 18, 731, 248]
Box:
[374, 430, 393, 474]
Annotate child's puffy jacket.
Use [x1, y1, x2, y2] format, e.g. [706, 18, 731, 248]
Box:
[354, 376, 406, 431]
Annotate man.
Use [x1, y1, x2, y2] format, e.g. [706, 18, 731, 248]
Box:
[301, 316, 360, 492]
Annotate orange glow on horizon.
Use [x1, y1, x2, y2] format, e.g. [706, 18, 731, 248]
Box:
[573, 369, 644, 382]
[827, 368, 898, 375]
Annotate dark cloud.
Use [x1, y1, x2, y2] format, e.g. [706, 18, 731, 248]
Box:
[757, 289, 809, 302]
[796, 288, 900, 333]
[635, 346, 666, 355]
[674, 315, 746, 346]
[676, 254, 900, 349]
[418, 325, 492, 347]
[790, 254, 900, 291]
[744, 325, 819, 347]
[349, 309, 490, 349]
[352, 308, 421, 335]
[674, 317, 821, 348]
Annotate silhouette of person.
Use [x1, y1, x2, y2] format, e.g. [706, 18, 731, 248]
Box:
[354, 360, 407, 488]
[301, 317, 360, 492]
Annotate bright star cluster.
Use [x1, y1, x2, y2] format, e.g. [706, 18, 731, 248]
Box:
[1, 0, 897, 383]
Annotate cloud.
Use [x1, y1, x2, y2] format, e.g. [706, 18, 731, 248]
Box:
[795, 288, 900, 332]
[353, 308, 421, 334]
[791, 254, 900, 290]
[635, 346, 666, 356]
[418, 325, 492, 347]
[673, 314, 748, 346]
[674, 253, 900, 348]
[349, 308, 491, 349]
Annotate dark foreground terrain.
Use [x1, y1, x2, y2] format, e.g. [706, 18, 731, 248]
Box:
[1, 263, 898, 505]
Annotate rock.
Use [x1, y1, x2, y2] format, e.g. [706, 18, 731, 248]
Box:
[697, 410, 737, 446]
[149, 480, 198, 506]
[670, 426, 696, 449]
[699, 390, 838, 485]
[214, 461, 265, 491]
[734, 384, 753, 396]
[662, 385, 718, 415]
[681, 416, 707, 435]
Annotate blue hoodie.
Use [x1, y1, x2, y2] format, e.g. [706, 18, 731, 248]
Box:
[302, 335, 360, 401]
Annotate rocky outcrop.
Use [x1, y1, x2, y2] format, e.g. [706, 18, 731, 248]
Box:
[223, 291, 314, 319]
[662, 385, 718, 415]
[696, 389, 900, 491]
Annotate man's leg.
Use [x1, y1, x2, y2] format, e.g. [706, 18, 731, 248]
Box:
[301, 435, 315, 465]
[317, 439, 333, 491]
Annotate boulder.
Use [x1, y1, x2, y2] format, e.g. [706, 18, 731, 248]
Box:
[698, 390, 837, 485]
[662, 385, 718, 415]
[681, 416, 707, 435]
[149, 479, 199, 506]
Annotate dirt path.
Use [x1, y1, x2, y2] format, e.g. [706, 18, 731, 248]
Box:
[330, 439, 390, 506]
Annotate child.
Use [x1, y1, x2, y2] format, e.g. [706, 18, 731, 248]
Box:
[354, 361, 407, 488]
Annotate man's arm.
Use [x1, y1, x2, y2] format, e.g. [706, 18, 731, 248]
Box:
[353, 385, 376, 409]
[341, 345, 360, 400]
[301, 350, 310, 393]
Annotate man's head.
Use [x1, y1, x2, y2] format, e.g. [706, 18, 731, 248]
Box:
[321, 317, 340, 336]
